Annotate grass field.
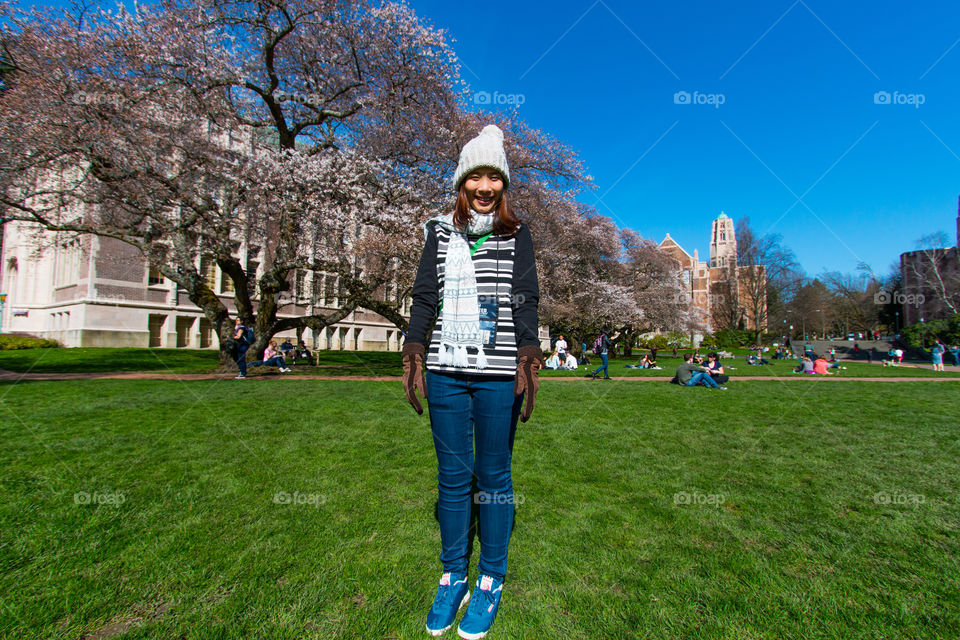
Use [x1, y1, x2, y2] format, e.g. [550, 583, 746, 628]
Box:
[2, 374, 958, 639]
[1, 347, 957, 379]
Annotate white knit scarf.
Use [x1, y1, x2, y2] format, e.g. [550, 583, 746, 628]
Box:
[426, 210, 495, 370]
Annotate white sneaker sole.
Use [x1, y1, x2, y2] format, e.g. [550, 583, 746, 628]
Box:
[457, 625, 489, 640]
[426, 590, 470, 636]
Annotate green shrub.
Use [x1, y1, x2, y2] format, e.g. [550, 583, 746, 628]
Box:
[900, 314, 960, 348]
[0, 334, 61, 350]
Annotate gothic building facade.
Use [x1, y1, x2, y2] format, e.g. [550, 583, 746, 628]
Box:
[658, 212, 766, 333]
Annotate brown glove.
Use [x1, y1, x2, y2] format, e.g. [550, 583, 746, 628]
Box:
[514, 345, 543, 423]
[402, 343, 428, 415]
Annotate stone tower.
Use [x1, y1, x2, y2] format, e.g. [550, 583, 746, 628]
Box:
[709, 212, 737, 269]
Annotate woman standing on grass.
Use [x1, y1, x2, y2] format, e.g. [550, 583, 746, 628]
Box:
[401, 125, 542, 639]
[931, 339, 945, 372]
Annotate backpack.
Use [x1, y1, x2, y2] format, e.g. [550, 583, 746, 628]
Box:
[241, 326, 255, 345]
[592, 335, 604, 355]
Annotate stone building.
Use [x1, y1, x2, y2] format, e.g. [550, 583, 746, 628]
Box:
[658, 212, 766, 333]
[0, 220, 415, 349]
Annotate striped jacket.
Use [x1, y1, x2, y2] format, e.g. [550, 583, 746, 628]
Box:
[405, 221, 540, 377]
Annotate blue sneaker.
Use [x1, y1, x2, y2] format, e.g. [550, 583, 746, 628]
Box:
[457, 574, 503, 639]
[426, 571, 470, 636]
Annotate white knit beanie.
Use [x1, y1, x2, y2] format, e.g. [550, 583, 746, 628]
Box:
[452, 125, 510, 191]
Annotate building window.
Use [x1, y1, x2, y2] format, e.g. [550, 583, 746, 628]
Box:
[324, 274, 337, 306]
[54, 239, 80, 287]
[294, 270, 306, 301]
[220, 269, 234, 294]
[148, 266, 164, 286]
[200, 258, 217, 291]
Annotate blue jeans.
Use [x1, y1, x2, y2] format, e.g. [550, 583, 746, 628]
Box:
[426, 370, 523, 581]
[592, 353, 609, 377]
[686, 371, 719, 388]
[251, 356, 285, 368]
[236, 345, 249, 376]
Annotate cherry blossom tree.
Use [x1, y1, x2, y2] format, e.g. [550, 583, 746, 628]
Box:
[0, 0, 461, 362]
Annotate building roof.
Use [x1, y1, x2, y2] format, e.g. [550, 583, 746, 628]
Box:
[659, 233, 692, 259]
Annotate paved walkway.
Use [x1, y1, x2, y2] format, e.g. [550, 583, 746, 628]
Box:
[1, 369, 959, 383]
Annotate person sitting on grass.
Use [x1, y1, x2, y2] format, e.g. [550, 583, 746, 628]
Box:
[562, 352, 579, 370]
[250, 339, 291, 372]
[706, 352, 730, 385]
[295, 340, 314, 366]
[813, 355, 834, 375]
[675, 353, 726, 390]
[747, 352, 771, 365]
[794, 355, 815, 373]
[544, 349, 562, 370]
[279, 338, 295, 360]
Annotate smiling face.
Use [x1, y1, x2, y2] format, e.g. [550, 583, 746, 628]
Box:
[462, 167, 505, 214]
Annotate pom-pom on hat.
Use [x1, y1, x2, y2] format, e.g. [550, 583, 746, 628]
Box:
[452, 125, 510, 191]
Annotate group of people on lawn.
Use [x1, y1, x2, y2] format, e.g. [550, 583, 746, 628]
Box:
[231, 317, 314, 379]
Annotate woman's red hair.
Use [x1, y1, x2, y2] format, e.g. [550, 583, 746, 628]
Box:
[453, 180, 520, 236]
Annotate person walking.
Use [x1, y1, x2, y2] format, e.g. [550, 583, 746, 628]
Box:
[401, 125, 542, 639]
[233, 317, 251, 379]
[588, 331, 613, 380]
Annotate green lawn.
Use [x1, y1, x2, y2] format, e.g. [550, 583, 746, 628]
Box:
[2, 347, 956, 380]
[1, 377, 958, 639]
[0, 348, 404, 376]
[542, 356, 960, 378]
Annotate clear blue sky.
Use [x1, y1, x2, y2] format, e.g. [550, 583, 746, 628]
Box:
[408, 0, 960, 278]
[13, 0, 960, 277]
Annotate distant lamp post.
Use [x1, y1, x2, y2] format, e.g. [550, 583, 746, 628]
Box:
[895, 310, 900, 334]
[921, 317, 925, 348]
